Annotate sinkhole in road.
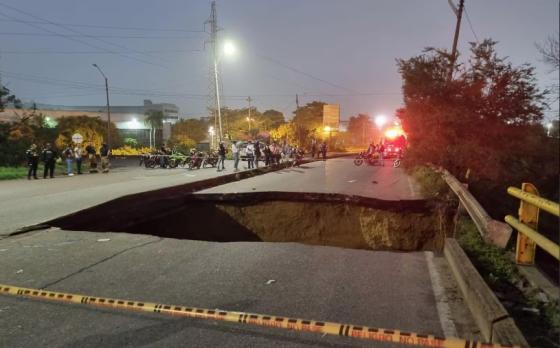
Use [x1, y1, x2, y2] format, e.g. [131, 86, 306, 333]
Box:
[48, 191, 454, 251]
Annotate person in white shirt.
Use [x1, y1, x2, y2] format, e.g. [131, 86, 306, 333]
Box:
[73, 145, 83, 174]
[232, 141, 240, 171]
[246, 141, 255, 169]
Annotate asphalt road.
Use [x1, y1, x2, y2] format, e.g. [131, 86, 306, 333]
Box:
[0, 156, 481, 347]
[199, 157, 423, 200]
[0, 160, 243, 236]
[0, 229, 479, 347]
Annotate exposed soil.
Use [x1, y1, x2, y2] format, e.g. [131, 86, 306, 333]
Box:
[48, 190, 451, 251]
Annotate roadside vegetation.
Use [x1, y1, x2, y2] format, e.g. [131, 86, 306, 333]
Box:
[457, 218, 559, 348]
[0, 166, 27, 180]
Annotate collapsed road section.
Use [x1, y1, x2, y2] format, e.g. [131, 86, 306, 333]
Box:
[47, 191, 454, 251]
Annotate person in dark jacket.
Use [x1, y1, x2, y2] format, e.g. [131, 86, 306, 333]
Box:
[41, 143, 57, 179]
[320, 142, 327, 161]
[99, 143, 110, 173]
[85, 142, 98, 173]
[217, 141, 226, 171]
[254, 141, 261, 168]
[26, 143, 39, 180]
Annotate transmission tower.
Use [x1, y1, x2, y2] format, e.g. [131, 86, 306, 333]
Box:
[206, 1, 223, 145]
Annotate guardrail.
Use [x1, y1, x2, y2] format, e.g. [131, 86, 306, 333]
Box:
[505, 183, 560, 265]
[438, 168, 512, 248]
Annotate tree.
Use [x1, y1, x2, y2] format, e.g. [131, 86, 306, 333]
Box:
[397, 39, 549, 182]
[171, 118, 209, 144]
[144, 110, 164, 148]
[0, 84, 22, 111]
[55, 115, 121, 150]
[536, 33, 559, 104]
[291, 101, 326, 146]
[347, 114, 377, 146]
[261, 109, 285, 130]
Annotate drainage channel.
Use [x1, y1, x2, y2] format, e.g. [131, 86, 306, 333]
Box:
[47, 191, 453, 251]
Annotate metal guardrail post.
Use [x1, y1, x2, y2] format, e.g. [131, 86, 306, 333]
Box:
[514, 183, 539, 265]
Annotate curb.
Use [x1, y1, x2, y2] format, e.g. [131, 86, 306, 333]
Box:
[443, 238, 529, 347]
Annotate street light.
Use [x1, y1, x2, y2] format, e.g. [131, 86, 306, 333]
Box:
[92, 63, 111, 150]
[547, 122, 553, 137]
[208, 126, 216, 149]
[374, 115, 387, 129]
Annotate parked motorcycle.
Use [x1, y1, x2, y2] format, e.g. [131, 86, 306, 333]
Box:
[188, 151, 204, 170]
[202, 151, 219, 168]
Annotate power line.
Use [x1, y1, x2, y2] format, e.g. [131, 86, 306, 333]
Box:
[0, 4, 169, 69]
[255, 53, 359, 94]
[0, 49, 203, 55]
[0, 32, 203, 39]
[0, 18, 205, 33]
[463, 7, 479, 43]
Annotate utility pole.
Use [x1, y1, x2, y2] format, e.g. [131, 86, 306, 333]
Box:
[447, 0, 465, 82]
[246, 96, 252, 132]
[206, 1, 223, 144]
[92, 64, 111, 150]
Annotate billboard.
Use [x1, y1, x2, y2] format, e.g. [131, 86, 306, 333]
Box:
[322, 104, 340, 129]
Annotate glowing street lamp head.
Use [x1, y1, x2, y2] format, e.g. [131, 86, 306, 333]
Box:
[223, 41, 236, 56]
[374, 115, 388, 128]
[324, 126, 332, 133]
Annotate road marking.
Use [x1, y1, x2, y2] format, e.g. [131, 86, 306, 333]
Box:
[425, 252, 458, 338]
[0, 283, 517, 348]
[347, 179, 357, 183]
[407, 177, 418, 198]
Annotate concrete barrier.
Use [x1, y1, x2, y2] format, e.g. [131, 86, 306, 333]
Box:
[444, 238, 529, 347]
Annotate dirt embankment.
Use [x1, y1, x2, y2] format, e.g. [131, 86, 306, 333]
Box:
[216, 201, 446, 251]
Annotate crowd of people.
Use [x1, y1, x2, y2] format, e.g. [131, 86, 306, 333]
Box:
[216, 140, 326, 172]
[25, 142, 111, 180]
[24, 138, 330, 180]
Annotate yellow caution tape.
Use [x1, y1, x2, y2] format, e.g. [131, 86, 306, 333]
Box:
[0, 283, 518, 348]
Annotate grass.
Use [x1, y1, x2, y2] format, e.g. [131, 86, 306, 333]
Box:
[0, 166, 28, 180]
[407, 165, 455, 200]
[0, 163, 68, 180]
[456, 217, 560, 348]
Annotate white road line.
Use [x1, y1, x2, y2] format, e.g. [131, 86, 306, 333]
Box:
[425, 252, 458, 338]
[347, 179, 357, 183]
[407, 176, 418, 198]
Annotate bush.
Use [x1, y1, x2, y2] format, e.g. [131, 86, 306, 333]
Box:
[111, 146, 153, 156]
[123, 138, 139, 148]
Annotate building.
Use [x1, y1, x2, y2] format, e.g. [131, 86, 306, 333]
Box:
[0, 100, 180, 146]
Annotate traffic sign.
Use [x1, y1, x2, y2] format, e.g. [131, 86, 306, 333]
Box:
[72, 133, 83, 144]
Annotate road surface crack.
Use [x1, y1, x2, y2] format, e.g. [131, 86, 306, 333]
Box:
[39, 237, 163, 290]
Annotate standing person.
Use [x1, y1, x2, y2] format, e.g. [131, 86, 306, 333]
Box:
[311, 141, 317, 159]
[246, 141, 255, 169]
[232, 141, 240, 172]
[378, 142, 385, 166]
[63, 144, 74, 176]
[73, 144, 83, 175]
[263, 142, 271, 166]
[85, 142, 98, 173]
[99, 143, 110, 173]
[320, 142, 327, 161]
[273, 142, 281, 165]
[254, 140, 261, 168]
[217, 141, 226, 172]
[25, 144, 39, 180]
[41, 143, 57, 179]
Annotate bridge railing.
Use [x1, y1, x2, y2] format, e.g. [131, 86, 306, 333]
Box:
[505, 183, 560, 265]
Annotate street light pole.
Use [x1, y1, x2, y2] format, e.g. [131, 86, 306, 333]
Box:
[92, 64, 111, 150]
[247, 96, 252, 133]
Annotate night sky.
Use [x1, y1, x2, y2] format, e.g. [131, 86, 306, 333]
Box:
[0, 0, 558, 122]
